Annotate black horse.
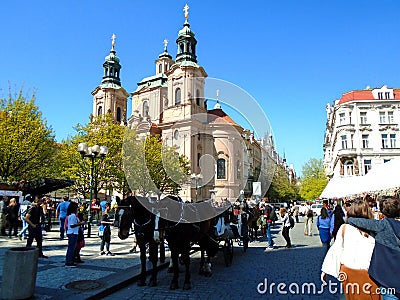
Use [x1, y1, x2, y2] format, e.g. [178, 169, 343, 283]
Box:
[117, 195, 160, 287]
[159, 195, 219, 290]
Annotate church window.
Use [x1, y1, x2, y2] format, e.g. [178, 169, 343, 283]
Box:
[217, 158, 226, 179]
[175, 88, 181, 105]
[117, 107, 122, 122]
[196, 89, 200, 106]
[98, 106, 103, 116]
[179, 43, 184, 54]
[143, 101, 149, 117]
[174, 130, 179, 140]
[159, 64, 162, 74]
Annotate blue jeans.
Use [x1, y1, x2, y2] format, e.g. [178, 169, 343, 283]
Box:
[20, 218, 29, 237]
[66, 234, 78, 264]
[266, 222, 274, 247]
[381, 287, 399, 300]
[59, 217, 66, 238]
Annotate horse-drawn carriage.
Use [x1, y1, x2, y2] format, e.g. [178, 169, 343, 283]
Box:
[115, 195, 250, 289]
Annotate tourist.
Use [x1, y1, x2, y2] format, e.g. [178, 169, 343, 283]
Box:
[321, 200, 379, 300]
[25, 197, 48, 258]
[5, 198, 19, 238]
[280, 207, 292, 248]
[99, 203, 114, 256]
[304, 203, 313, 236]
[347, 198, 400, 299]
[317, 207, 332, 252]
[330, 204, 345, 240]
[56, 196, 70, 239]
[65, 202, 85, 267]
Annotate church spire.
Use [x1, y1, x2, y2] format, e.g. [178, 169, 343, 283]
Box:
[102, 33, 122, 86]
[175, 4, 197, 64]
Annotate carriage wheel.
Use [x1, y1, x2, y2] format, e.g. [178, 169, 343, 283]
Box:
[223, 238, 233, 267]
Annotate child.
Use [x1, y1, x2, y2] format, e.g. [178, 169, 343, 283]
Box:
[100, 203, 114, 256]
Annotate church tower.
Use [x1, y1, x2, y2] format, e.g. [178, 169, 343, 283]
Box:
[92, 34, 129, 124]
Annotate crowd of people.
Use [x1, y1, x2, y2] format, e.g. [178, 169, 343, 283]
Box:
[318, 196, 400, 300]
[0, 194, 119, 267]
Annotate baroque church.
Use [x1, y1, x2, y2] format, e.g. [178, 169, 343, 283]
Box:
[91, 5, 279, 202]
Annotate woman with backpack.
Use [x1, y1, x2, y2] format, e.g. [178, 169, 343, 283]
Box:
[280, 207, 292, 248]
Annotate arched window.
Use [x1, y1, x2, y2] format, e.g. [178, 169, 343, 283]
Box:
[143, 101, 149, 117]
[175, 88, 181, 105]
[158, 64, 162, 74]
[98, 106, 103, 116]
[345, 161, 354, 176]
[196, 89, 200, 106]
[217, 158, 226, 179]
[116, 107, 122, 122]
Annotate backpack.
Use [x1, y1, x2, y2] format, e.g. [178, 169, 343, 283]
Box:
[289, 215, 295, 228]
[266, 205, 278, 222]
[307, 209, 314, 218]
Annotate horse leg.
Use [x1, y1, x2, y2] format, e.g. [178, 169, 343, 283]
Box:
[169, 249, 180, 290]
[199, 249, 205, 275]
[182, 248, 191, 290]
[159, 236, 165, 263]
[137, 242, 147, 286]
[148, 240, 158, 287]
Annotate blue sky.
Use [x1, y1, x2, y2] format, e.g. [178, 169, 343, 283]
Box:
[1, 0, 399, 176]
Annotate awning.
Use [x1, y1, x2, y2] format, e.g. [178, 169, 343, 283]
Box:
[24, 178, 74, 196]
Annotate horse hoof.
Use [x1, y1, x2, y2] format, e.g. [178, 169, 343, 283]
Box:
[167, 267, 174, 273]
[183, 283, 192, 290]
[170, 282, 179, 290]
[137, 279, 146, 287]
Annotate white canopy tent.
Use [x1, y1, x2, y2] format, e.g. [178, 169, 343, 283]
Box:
[361, 158, 400, 193]
[320, 176, 365, 199]
[320, 158, 400, 199]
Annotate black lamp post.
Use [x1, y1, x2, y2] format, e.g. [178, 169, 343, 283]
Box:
[78, 143, 108, 237]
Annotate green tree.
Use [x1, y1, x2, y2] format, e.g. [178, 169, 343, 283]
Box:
[57, 114, 127, 199]
[299, 158, 328, 200]
[123, 131, 190, 197]
[266, 165, 299, 202]
[0, 89, 56, 182]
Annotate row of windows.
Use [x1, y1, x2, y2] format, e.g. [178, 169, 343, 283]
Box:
[97, 106, 123, 122]
[344, 159, 391, 176]
[339, 111, 395, 125]
[341, 134, 397, 149]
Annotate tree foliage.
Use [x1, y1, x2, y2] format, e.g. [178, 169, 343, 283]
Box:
[266, 165, 299, 202]
[123, 131, 190, 197]
[56, 114, 127, 198]
[0, 90, 56, 182]
[299, 158, 328, 200]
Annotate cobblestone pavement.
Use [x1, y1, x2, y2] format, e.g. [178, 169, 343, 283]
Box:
[0, 217, 346, 300]
[103, 217, 346, 300]
[0, 223, 169, 299]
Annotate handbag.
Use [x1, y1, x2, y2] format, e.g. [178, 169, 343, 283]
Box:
[98, 224, 105, 237]
[368, 219, 400, 294]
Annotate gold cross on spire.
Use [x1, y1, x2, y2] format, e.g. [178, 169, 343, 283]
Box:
[163, 38, 168, 51]
[183, 4, 189, 20]
[111, 33, 116, 49]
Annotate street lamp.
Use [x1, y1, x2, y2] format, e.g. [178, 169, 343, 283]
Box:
[78, 142, 108, 237]
[190, 173, 203, 202]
